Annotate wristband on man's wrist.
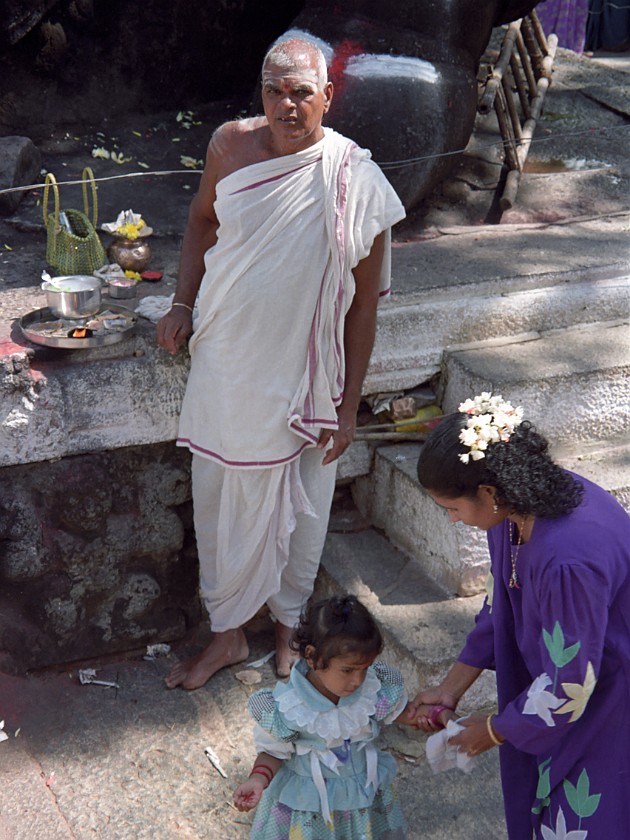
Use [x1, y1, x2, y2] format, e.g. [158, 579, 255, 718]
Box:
[171, 301, 194, 313]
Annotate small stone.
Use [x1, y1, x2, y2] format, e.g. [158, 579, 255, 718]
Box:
[391, 396, 417, 420]
[234, 669, 262, 685]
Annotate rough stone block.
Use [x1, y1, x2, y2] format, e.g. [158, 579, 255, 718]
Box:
[0, 136, 41, 214]
[0, 442, 200, 672]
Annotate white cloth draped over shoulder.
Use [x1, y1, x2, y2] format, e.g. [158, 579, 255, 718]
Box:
[178, 126, 405, 467]
[176, 126, 405, 630]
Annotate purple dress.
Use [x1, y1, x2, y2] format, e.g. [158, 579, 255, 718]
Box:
[536, 0, 590, 52]
[459, 473, 630, 839]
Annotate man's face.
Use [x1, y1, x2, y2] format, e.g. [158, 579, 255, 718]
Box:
[261, 58, 333, 151]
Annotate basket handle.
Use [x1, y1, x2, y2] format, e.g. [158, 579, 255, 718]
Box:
[81, 166, 100, 228]
[42, 172, 60, 228]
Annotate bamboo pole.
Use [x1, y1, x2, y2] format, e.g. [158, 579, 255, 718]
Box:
[494, 88, 521, 172]
[499, 72, 552, 210]
[521, 17, 544, 78]
[510, 52, 531, 120]
[516, 31, 537, 97]
[478, 20, 522, 115]
[502, 74, 523, 141]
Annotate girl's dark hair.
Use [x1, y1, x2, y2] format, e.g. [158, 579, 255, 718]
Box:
[291, 595, 383, 669]
[417, 412, 583, 518]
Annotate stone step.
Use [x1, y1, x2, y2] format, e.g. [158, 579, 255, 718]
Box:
[352, 433, 630, 597]
[367, 266, 629, 393]
[317, 522, 497, 708]
[440, 319, 630, 445]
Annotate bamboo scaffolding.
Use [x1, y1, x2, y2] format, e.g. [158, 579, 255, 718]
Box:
[478, 20, 522, 115]
[477, 9, 558, 211]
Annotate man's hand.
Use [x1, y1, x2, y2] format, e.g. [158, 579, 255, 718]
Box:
[317, 403, 356, 465]
[156, 308, 193, 355]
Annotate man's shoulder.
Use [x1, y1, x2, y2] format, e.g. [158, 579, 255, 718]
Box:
[212, 116, 267, 147]
[209, 117, 270, 180]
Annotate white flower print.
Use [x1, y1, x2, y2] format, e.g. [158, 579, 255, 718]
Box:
[523, 673, 564, 726]
[541, 806, 587, 840]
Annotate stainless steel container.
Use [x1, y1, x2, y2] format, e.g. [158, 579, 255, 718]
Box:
[42, 275, 102, 318]
[107, 278, 137, 300]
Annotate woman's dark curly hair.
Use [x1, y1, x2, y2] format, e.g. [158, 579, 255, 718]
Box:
[290, 595, 383, 669]
[417, 412, 583, 518]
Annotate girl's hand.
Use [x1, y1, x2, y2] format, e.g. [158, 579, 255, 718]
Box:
[406, 703, 457, 730]
[233, 778, 265, 812]
[408, 688, 459, 731]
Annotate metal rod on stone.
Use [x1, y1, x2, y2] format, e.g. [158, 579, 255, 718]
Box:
[354, 432, 428, 442]
[358, 415, 444, 433]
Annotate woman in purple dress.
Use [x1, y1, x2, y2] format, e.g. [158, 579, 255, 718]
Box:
[409, 393, 630, 839]
[536, 0, 590, 52]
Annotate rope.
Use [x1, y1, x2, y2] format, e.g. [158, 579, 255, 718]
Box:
[0, 124, 628, 196]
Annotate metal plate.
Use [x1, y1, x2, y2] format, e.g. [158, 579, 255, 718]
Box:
[19, 304, 138, 349]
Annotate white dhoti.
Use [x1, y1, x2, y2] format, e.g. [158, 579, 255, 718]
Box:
[193, 448, 336, 630]
[177, 126, 405, 630]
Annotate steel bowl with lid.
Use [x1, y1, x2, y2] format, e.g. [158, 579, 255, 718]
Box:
[42, 275, 102, 318]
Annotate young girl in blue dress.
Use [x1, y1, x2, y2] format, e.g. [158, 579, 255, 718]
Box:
[233, 595, 415, 839]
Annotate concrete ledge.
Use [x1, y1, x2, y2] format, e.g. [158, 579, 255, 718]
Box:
[2, 271, 628, 467]
[351, 432, 630, 605]
[440, 320, 630, 444]
[367, 271, 629, 393]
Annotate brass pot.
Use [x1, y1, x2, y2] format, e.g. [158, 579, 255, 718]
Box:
[107, 236, 152, 272]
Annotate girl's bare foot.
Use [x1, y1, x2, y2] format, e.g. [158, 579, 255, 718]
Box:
[165, 628, 249, 690]
[275, 621, 298, 678]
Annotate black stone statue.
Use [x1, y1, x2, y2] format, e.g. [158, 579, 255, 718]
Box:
[279, 0, 541, 208]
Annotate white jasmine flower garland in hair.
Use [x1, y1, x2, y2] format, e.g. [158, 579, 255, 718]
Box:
[458, 392, 524, 464]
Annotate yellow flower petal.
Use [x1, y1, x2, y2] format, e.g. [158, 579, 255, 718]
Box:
[554, 661, 596, 722]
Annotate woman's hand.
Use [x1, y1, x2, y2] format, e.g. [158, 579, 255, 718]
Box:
[407, 687, 459, 731]
[233, 777, 265, 812]
[447, 713, 502, 756]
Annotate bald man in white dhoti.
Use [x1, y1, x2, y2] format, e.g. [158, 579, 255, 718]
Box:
[157, 38, 405, 689]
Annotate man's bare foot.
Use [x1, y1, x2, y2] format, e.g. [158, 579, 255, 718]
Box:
[275, 621, 298, 678]
[165, 628, 249, 690]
